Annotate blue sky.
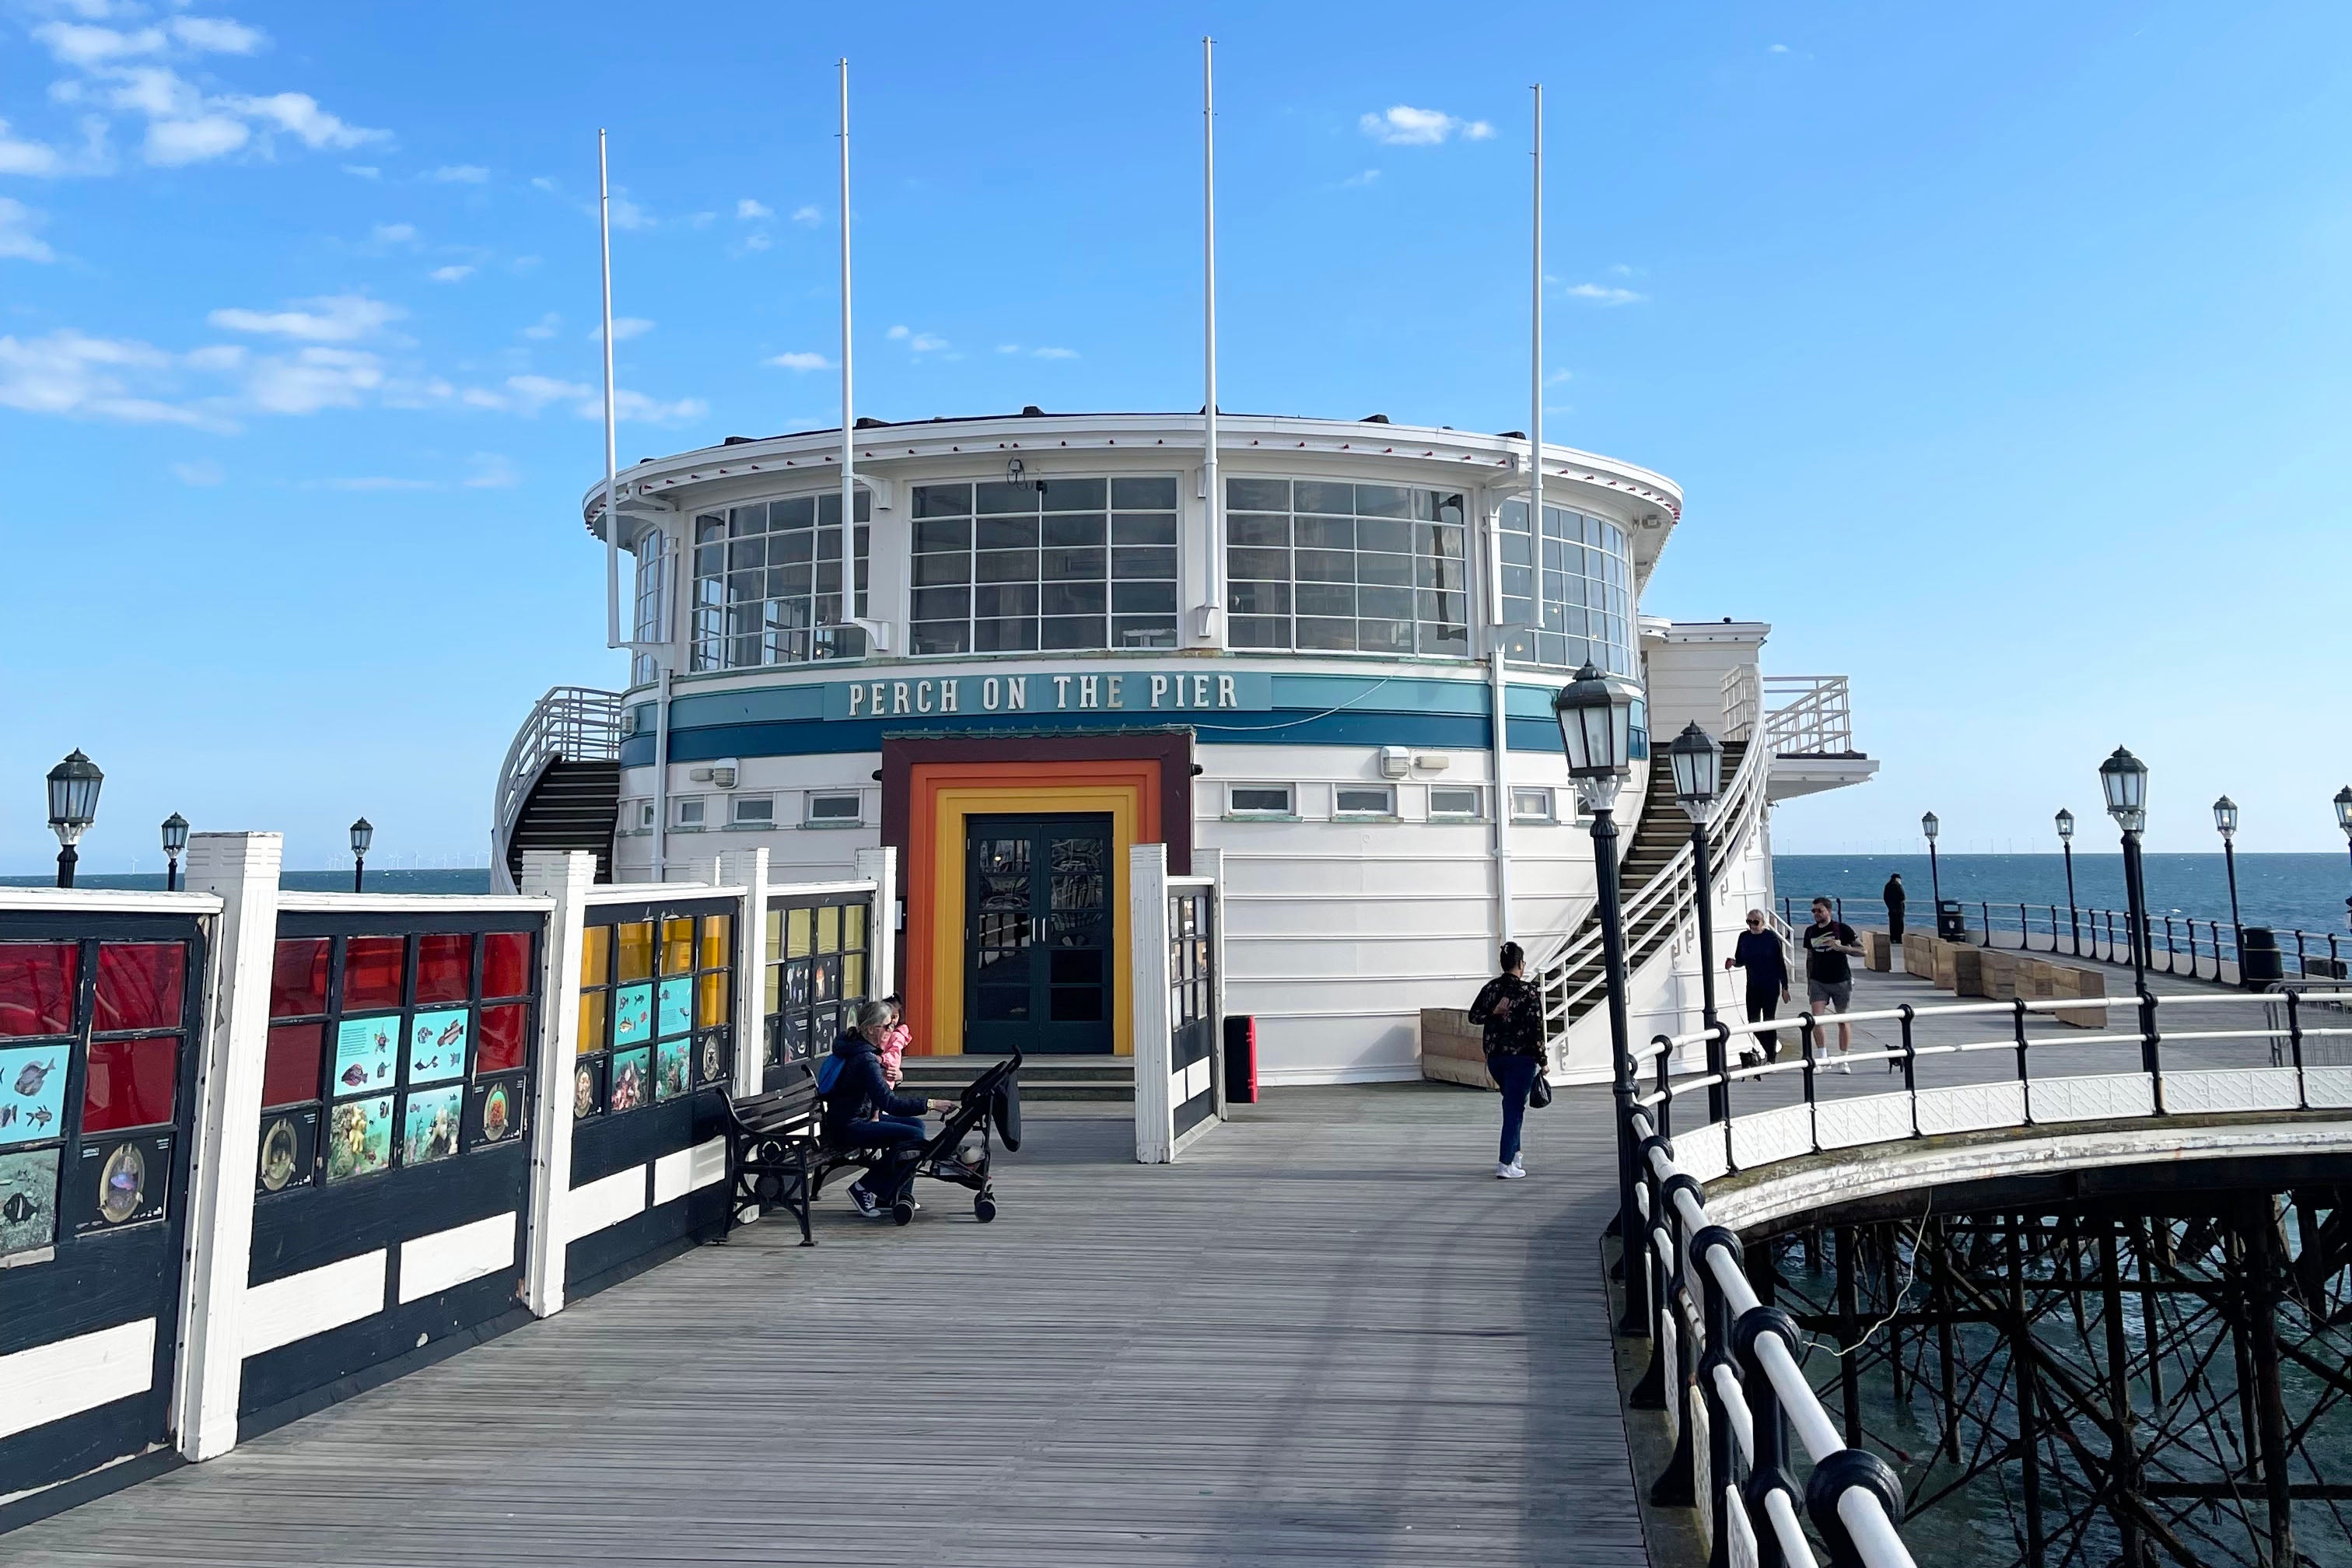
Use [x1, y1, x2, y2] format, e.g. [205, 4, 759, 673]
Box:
[2, 0, 2349, 873]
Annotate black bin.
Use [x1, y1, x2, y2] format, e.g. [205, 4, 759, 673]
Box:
[2241, 927, 2284, 986]
[1223, 1015, 1258, 1104]
[1935, 899, 1969, 943]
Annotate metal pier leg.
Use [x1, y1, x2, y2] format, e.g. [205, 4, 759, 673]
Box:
[2137, 1216, 2164, 1407]
[2247, 1198, 2297, 1566]
[1937, 1219, 1961, 1462]
[2011, 1213, 2048, 1567]
[1837, 1223, 1863, 1447]
[2098, 1218, 2146, 1566]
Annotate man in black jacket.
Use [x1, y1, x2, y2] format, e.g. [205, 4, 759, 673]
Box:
[1725, 910, 1790, 1064]
[1883, 873, 1907, 943]
[821, 1000, 954, 1217]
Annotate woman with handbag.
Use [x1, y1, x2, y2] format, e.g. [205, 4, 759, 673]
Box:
[1467, 942, 1548, 1180]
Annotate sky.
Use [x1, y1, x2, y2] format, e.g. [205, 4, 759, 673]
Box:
[2, 0, 2349, 873]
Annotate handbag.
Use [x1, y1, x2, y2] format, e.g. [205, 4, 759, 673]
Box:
[1528, 1052, 1554, 1109]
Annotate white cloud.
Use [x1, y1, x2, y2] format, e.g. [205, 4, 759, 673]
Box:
[996, 344, 1020, 355]
[1564, 282, 1644, 306]
[170, 17, 268, 54]
[607, 389, 707, 424]
[1359, 105, 1493, 145]
[522, 313, 560, 340]
[341, 163, 380, 179]
[33, 21, 166, 68]
[0, 329, 222, 428]
[371, 221, 417, 245]
[530, 175, 558, 194]
[609, 194, 650, 230]
[1032, 346, 1077, 360]
[765, 351, 831, 371]
[429, 163, 488, 184]
[791, 204, 821, 226]
[737, 198, 772, 220]
[244, 345, 383, 413]
[498, 373, 593, 414]
[739, 232, 772, 253]
[208, 293, 401, 342]
[172, 457, 225, 486]
[0, 119, 72, 176]
[1339, 169, 1381, 188]
[146, 114, 247, 165]
[886, 324, 948, 352]
[225, 91, 382, 151]
[429, 264, 474, 282]
[0, 198, 56, 263]
[1545, 367, 1573, 386]
[590, 317, 653, 343]
[1768, 43, 1790, 53]
[463, 453, 519, 488]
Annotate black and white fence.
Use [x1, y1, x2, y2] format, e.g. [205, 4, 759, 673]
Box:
[1130, 844, 1225, 1163]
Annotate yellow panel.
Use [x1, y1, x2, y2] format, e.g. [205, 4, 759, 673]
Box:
[577, 990, 607, 1055]
[844, 902, 867, 954]
[699, 913, 732, 974]
[844, 951, 866, 1002]
[661, 917, 695, 975]
[787, 908, 811, 959]
[817, 905, 841, 954]
[616, 921, 653, 983]
[579, 926, 611, 989]
[697, 971, 729, 1027]
[764, 908, 782, 951]
[763, 961, 780, 1017]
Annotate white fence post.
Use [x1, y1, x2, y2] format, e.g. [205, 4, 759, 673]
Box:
[1195, 849, 1229, 1118]
[520, 850, 596, 1318]
[172, 831, 283, 1462]
[855, 845, 898, 1009]
[1131, 842, 1174, 1164]
[721, 848, 771, 1100]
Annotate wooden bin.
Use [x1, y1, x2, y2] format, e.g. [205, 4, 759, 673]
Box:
[1419, 1007, 1496, 1089]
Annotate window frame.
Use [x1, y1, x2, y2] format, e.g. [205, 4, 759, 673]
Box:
[905, 474, 1183, 657]
[1333, 783, 1398, 819]
[673, 796, 705, 829]
[804, 792, 863, 827]
[689, 488, 873, 673]
[729, 795, 775, 828]
[571, 901, 734, 1122]
[1510, 786, 1558, 824]
[761, 893, 872, 1087]
[1224, 477, 1472, 659]
[1428, 786, 1484, 821]
[1226, 783, 1296, 817]
[1496, 497, 1637, 676]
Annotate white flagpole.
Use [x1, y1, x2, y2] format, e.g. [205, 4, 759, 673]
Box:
[1530, 83, 1543, 578]
[838, 58, 865, 652]
[1199, 36, 1220, 644]
[600, 128, 622, 649]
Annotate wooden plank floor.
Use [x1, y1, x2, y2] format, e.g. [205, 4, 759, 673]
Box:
[8, 1083, 1648, 1568]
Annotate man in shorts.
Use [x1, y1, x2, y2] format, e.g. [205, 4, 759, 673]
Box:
[1801, 896, 1864, 1071]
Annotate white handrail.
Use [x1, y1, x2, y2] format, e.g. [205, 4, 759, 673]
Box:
[490, 685, 625, 891]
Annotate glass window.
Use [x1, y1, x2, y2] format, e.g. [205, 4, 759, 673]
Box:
[731, 796, 775, 826]
[807, 793, 862, 824]
[1497, 499, 1636, 675]
[629, 530, 673, 687]
[674, 797, 705, 828]
[761, 894, 873, 1084]
[1228, 785, 1293, 815]
[1335, 785, 1396, 817]
[1510, 786, 1556, 822]
[1430, 786, 1482, 820]
[1226, 480, 1468, 656]
[689, 491, 871, 671]
[910, 475, 1180, 653]
[575, 908, 733, 1118]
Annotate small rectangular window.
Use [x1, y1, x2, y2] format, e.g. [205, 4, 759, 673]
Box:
[807, 793, 862, 824]
[1228, 785, 1293, 815]
[1335, 785, 1395, 817]
[731, 796, 774, 826]
[1430, 786, 1482, 820]
[674, 797, 705, 828]
[1510, 787, 1556, 823]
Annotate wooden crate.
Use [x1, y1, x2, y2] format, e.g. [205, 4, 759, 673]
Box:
[1863, 930, 1893, 972]
[1419, 1007, 1496, 1089]
[1903, 931, 1940, 980]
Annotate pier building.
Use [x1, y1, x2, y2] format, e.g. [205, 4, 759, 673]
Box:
[493, 408, 1876, 1086]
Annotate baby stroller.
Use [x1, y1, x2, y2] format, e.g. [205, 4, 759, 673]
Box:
[816, 1048, 1024, 1227]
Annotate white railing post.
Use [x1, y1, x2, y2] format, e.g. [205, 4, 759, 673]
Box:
[856, 844, 898, 1013]
[721, 848, 771, 1100]
[1130, 842, 1175, 1164]
[1195, 847, 1229, 1117]
[172, 831, 283, 1463]
[520, 849, 597, 1318]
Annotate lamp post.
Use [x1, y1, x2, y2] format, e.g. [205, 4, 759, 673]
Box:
[2335, 788, 2352, 934]
[160, 812, 189, 894]
[1554, 662, 1646, 1335]
[2214, 796, 2243, 985]
[1921, 810, 1942, 929]
[2056, 808, 2080, 957]
[1667, 721, 1726, 1118]
[46, 750, 104, 890]
[350, 817, 374, 894]
[2099, 748, 2158, 1101]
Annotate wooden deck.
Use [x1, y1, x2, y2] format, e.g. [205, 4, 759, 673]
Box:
[8, 1084, 1648, 1568]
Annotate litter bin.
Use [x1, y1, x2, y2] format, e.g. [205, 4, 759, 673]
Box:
[1223, 1015, 1258, 1104]
[2240, 926, 2283, 986]
[1936, 899, 1969, 943]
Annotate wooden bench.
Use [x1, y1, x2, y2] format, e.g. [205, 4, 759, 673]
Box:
[717, 1062, 827, 1245]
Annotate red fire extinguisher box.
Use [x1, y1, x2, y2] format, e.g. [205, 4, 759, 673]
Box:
[1222, 1015, 1258, 1104]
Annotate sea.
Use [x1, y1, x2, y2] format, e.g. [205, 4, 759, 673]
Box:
[0, 869, 495, 894]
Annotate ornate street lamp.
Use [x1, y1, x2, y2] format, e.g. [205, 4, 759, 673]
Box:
[350, 817, 374, 894]
[1667, 720, 1729, 1111]
[46, 750, 103, 890]
[2100, 747, 2158, 1096]
[160, 812, 189, 894]
[1554, 663, 1647, 1335]
[1921, 810, 1943, 917]
[2056, 808, 2080, 956]
[2214, 796, 2245, 985]
[2335, 787, 2352, 931]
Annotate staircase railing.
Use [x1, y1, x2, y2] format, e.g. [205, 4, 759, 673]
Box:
[489, 686, 624, 892]
[1532, 734, 1773, 1056]
[1761, 674, 1853, 756]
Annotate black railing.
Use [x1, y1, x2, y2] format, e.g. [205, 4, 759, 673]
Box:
[1776, 896, 2350, 984]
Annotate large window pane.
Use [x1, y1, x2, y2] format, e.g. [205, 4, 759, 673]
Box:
[1496, 499, 1636, 674]
[1222, 478, 1479, 660]
[691, 488, 870, 670]
[903, 474, 1178, 656]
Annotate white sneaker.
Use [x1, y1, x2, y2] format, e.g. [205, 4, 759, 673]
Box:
[1836, 1060, 1852, 1074]
[1510, 1157, 1527, 1175]
[1496, 1162, 1527, 1180]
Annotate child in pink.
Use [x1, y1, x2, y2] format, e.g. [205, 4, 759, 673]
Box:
[875, 995, 912, 1087]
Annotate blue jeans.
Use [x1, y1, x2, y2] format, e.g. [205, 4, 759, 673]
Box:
[1490, 1052, 1538, 1166]
[843, 1117, 928, 1202]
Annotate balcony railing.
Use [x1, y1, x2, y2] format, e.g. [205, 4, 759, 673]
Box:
[1761, 674, 1855, 757]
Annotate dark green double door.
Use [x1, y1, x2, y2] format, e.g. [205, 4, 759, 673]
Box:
[965, 814, 1113, 1055]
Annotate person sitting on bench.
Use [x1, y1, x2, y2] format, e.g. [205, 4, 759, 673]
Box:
[820, 999, 954, 1219]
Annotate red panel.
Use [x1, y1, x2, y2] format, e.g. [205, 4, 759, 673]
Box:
[415, 933, 472, 1005]
[476, 1003, 527, 1073]
[342, 936, 405, 1012]
[94, 943, 185, 1033]
[481, 931, 530, 999]
[271, 938, 331, 1019]
[82, 1034, 180, 1132]
[262, 1023, 323, 1108]
[0, 942, 79, 1038]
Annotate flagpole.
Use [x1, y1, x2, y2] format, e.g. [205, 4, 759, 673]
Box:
[1199, 36, 1221, 645]
[600, 128, 622, 649]
[838, 58, 863, 651]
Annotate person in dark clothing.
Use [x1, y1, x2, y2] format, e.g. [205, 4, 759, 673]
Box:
[1883, 873, 1906, 943]
[1802, 897, 1864, 1069]
[820, 999, 954, 1216]
[1724, 909, 1790, 1064]
[1468, 941, 1545, 1181]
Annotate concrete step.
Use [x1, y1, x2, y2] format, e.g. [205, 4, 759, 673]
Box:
[898, 1055, 1134, 1102]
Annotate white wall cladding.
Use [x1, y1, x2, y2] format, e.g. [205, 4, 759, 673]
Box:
[0, 1318, 157, 1442]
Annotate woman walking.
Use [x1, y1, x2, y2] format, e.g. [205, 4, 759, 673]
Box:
[1468, 941, 1545, 1180]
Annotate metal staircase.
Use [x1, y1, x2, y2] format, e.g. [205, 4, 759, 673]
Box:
[490, 686, 625, 893]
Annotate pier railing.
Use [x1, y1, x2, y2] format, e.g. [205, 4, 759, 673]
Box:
[1760, 674, 1856, 757]
[1782, 896, 2350, 985]
[1616, 982, 2352, 1566]
[489, 685, 624, 892]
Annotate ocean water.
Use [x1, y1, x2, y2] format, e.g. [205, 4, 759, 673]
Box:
[1775, 852, 2352, 941]
[0, 868, 494, 894]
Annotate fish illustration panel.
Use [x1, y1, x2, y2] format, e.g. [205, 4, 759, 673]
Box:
[608, 1047, 650, 1112]
[408, 1007, 470, 1087]
[613, 983, 653, 1048]
[70, 1130, 171, 1233]
[332, 1016, 401, 1094]
[656, 977, 692, 1041]
[0, 1043, 69, 1150]
[654, 1036, 690, 1102]
[401, 1084, 463, 1167]
[324, 1095, 393, 1181]
[0, 1147, 58, 1256]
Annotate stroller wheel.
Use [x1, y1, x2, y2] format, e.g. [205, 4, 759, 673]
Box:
[974, 1195, 998, 1223]
[891, 1199, 915, 1227]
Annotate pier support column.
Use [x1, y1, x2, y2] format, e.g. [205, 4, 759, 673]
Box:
[520, 850, 596, 1318]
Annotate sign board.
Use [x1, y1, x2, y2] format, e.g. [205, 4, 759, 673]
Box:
[823, 670, 1275, 723]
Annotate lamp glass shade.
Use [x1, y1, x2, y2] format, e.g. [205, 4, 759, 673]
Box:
[1551, 664, 1637, 779]
[349, 817, 374, 857]
[2213, 796, 2238, 838]
[2099, 746, 2148, 825]
[2055, 808, 2074, 842]
[46, 749, 103, 845]
[160, 812, 189, 857]
[2336, 786, 2352, 835]
[1666, 721, 1721, 810]
[1920, 811, 1940, 843]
